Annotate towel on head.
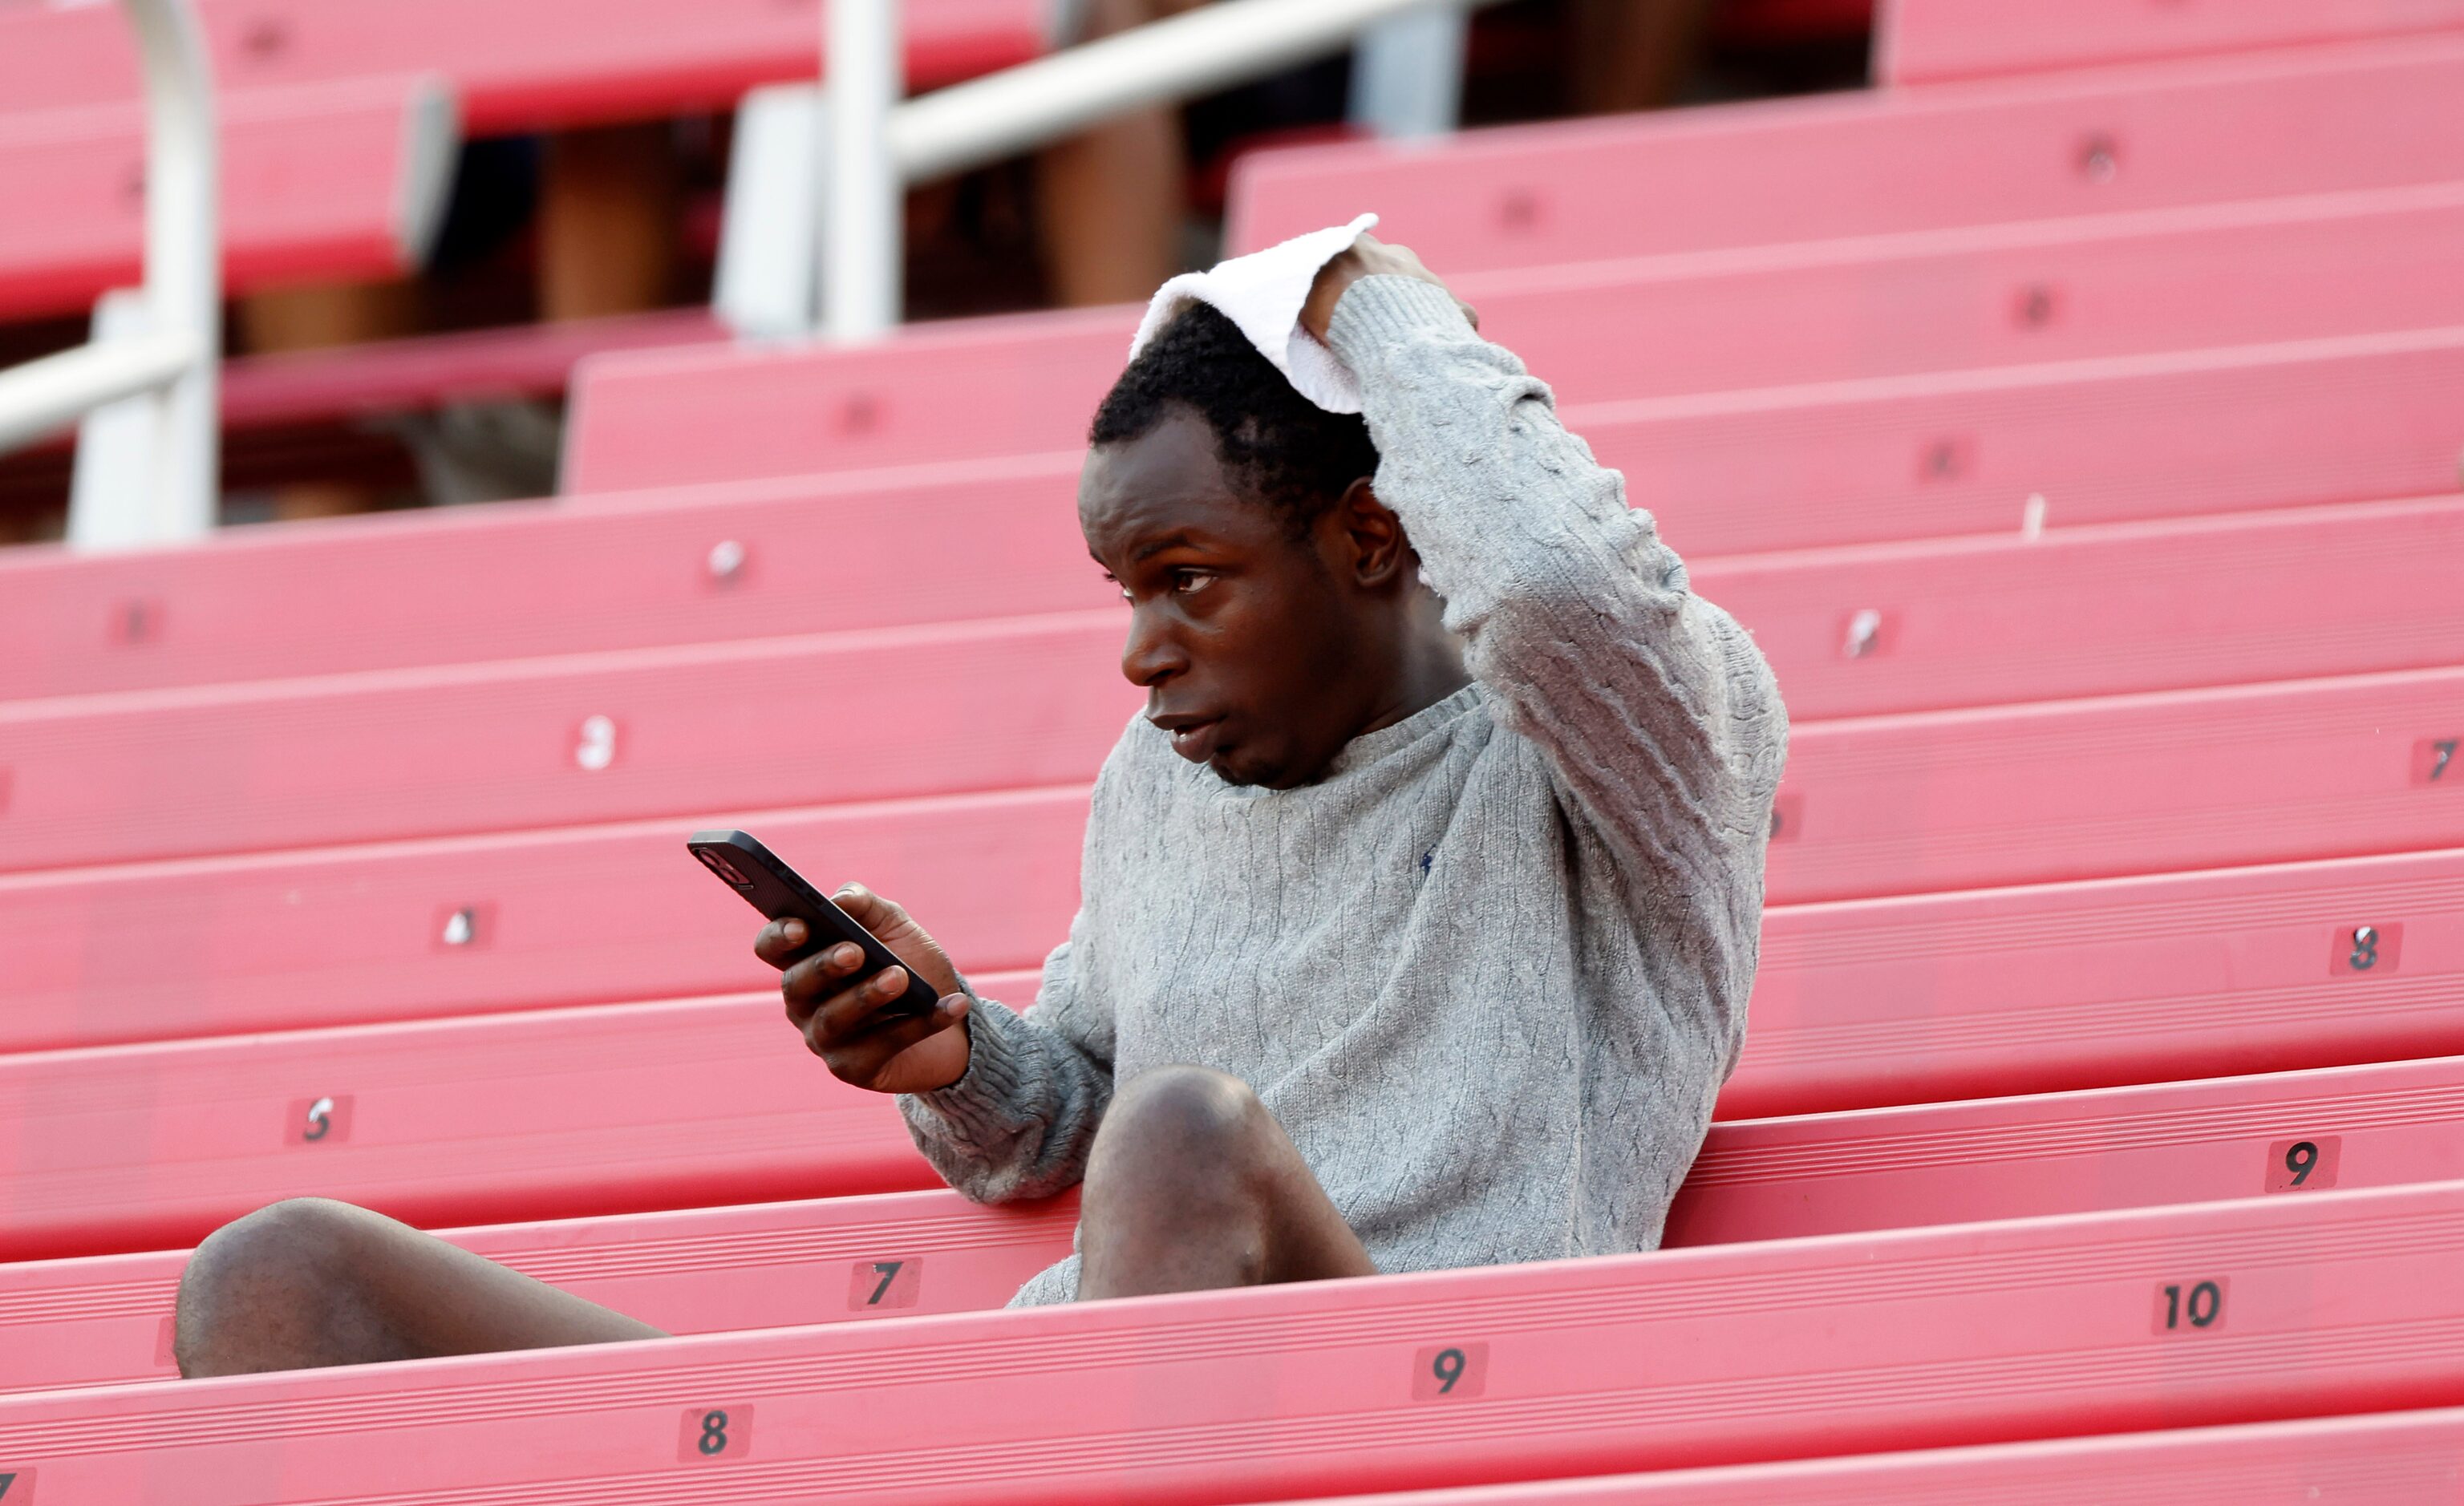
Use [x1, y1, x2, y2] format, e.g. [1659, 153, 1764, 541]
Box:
[1129, 213, 1380, 415]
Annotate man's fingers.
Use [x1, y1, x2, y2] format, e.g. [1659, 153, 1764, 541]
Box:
[753, 917, 816, 970]
[825, 994, 969, 1082]
[779, 941, 872, 1026]
[808, 964, 926, 1042]
[832, 882, 906, 934]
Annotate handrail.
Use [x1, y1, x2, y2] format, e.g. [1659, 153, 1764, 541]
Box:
[824, 0, 1499, 341]
[0, 0, 219, 548]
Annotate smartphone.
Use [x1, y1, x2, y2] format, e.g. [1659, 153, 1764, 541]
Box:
[688, 828, 942, 1018]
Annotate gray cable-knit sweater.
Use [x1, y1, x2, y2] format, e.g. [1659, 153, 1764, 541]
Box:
[900, 275, 1788, 1306]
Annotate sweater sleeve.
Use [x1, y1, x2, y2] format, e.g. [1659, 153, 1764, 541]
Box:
[896, 932, 1115, 1203]
[1323, 276, 1789, 900]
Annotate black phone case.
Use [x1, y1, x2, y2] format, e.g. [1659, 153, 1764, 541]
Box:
[687, 829, 942, 1018]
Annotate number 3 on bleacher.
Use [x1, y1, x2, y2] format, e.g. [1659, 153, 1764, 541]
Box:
[2417, 738, 2459, 787]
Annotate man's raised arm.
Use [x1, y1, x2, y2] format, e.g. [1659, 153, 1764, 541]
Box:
[1307, 244, 1789, 896]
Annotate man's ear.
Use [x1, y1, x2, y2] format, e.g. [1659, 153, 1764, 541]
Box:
[1334, 478, 1412, 589]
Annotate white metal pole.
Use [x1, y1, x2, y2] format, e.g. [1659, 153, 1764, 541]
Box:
[83, 0, 221, 549]
[894, 0, 1493, 186]
[825, 0, 903, 342]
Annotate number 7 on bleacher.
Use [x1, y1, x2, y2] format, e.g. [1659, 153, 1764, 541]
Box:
[2437, 740, 2458, 782]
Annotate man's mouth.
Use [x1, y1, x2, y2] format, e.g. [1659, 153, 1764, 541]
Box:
[1149, 711, 1225, 762]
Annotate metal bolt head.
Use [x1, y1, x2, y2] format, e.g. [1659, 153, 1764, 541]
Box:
[2077, 132, 2120, 184]
[707, 539, 747, 581]
[1844, 609, 1884, 659]
[2354, 924, 2379, 948]
[574, 715, 618, 771]
[441, 908, 477, 946]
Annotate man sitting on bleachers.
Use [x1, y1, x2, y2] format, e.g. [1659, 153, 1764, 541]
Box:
[171, 238, 1786, 1368]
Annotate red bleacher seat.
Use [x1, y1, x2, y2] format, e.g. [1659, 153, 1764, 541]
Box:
[565, 184, 2464, 492]
[12, 835, 2461, 1263]
[13, 609, 2454, 889]
[0, 73, 456, 321]
[218, 306, 727, 431]
[1283, 1406, 2464, 1504]
[0, 1185, 1077, 1395]
[0, 978, 1043, 1264]
[1226, 33, 2464, 272]
[0, 784, 1084, 1054]
[19, 458, 2464, 715]
[0, 612, 1137, 874]
[1878, 0, 2464, 87]
[1738, 844, 2464, 1119]
[18, 1046, 2464, 1392]
[0, 456, 1099, 702]
[1667, 1053, 2464, 1247]
[0, 0, 1044, 134]
[8, 666, 2460, 1051]
[1773, 664, 2464, 903]
[0, 1183, 2458, 1501]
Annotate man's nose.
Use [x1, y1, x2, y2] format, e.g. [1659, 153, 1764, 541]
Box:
[1120, 606, 1186, 687]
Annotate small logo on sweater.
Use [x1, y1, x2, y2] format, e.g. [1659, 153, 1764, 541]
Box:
[1418, 848, 1436, 877]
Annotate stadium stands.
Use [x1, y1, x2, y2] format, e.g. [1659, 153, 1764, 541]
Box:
[565, 184, 2464, 491]
[1877, 0, 2464, 86]
[0, 0, 1044, 132]
[1226, 34, 2464, 269]
[0, 73, 458, 320]
[2, 1183, 2461, 1500]
[11, 0, 2464, 1496]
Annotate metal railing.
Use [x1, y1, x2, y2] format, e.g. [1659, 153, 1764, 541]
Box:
[0, 0, 220, 549]
[822, 0, 1501, 341]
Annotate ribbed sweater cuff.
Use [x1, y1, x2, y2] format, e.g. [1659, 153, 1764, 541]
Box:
[1325, 275, 1475, 368]
[902, 994, 1031, 1147]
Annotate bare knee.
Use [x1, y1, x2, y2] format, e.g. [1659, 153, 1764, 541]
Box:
[1093, 1065, 1270, 1183]
[176, 1198, 369, 1377]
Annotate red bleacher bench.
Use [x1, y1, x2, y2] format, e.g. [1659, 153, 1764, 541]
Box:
[0, 1183, 2458, 1501]
[1286, 1406, 2464, 1504]
[565, 184, 2464, 492]
[1666, 1053, 2464, 1247]
[0, 611, 1138, 874]
[19, 423, 2464, 705]
[10, 836, 2462, 1262]
[0, 0, 1044, 134]
[9, 594, 2458, 889]
[6, 678, 2461, 1050]
[1737, 844, 2464, 1119]
[15, 1047, 2464, 1389]
[0, 1185, 1076, 1395]
[7, 493, 2464, 876]
[0, 73, 456, 321]
[1226, 33, 2464, 272]
[1877, 0, 2464, 87]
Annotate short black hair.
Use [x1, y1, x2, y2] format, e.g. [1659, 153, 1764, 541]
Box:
[1089, 302, 1380, 536]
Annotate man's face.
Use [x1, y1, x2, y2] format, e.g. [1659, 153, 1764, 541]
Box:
[1079, 408, 1379, 790]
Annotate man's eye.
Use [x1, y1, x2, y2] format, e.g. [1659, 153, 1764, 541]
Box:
[1172, 569, 1216, 594]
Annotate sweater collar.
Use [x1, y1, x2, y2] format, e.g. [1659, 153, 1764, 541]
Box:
[1322, 682, 1486, 779]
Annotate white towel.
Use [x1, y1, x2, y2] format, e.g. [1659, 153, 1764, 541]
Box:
[1129, 213, 1380, 415]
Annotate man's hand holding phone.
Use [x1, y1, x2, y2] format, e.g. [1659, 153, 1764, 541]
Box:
[754, 884, 972, 1095]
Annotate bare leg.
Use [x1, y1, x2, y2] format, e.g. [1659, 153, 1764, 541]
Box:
[1034, 0, 1201, 307]
[538, 122, 681, 323]
[1567, 0, 1713, 116]
[1077, 1065, 1376, 1300]
[235, 278, 423, 519]
[175, 1198, 663, 1378]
